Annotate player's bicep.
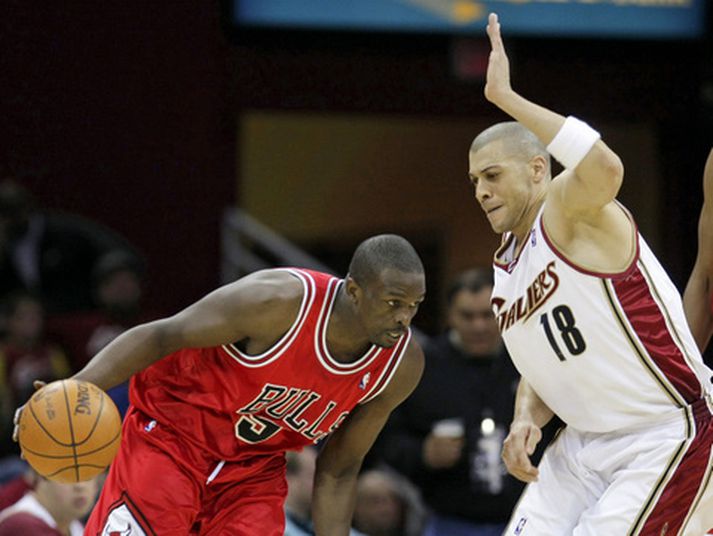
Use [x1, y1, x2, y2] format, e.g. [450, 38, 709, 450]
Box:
[161, 270, 303, 350]
[551, 138, 624, 212]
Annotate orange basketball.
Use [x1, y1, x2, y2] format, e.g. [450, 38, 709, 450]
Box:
[18, 379, 122, 483]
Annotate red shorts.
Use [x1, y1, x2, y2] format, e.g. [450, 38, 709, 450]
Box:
[84, 407, 288, 535]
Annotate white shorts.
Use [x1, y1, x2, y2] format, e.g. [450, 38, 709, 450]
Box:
[505, 398, 713, 535]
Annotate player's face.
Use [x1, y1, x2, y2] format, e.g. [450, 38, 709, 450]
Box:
[468, 140, 535, 234]
[352, 268, 426, 348]
[448, 287, 501, 357]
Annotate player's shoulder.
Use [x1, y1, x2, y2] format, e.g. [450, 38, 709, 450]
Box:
[234, 268, 306, 303]
[389, 336, 425, 397]
[214, 269, 313, 331]
[358, 335, 424, 412]
[403, 336, 425, 373]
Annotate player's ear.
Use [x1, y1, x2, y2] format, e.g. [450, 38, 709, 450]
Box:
[345, 275, 363, 304]
[529, 155, 548, 183]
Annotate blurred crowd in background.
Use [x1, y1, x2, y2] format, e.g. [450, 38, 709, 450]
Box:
[1, 2, 710, 534]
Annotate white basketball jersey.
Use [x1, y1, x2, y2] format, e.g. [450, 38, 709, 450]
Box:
[492, 206, 713, 433]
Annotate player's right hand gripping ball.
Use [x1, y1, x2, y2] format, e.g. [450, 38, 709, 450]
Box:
[17, 379, 122, 483]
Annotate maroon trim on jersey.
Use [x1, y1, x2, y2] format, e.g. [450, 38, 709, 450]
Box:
[639, 400, 713, 535]
[539, 208, 640, 278]
[358, 329, 412, 405]
[314, 278, 382, 374]
[493, 232, 516, 272]
[221, 269, 316, 368]
[612, 263, 702, 404]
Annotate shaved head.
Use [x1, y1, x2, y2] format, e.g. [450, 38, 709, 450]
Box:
[470, 121, 550, 169]
[348, 234, 424, 287]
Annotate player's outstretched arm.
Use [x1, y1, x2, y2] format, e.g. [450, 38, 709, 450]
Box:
[501, 378, 554, 483]
[484, 13, 623, 216]
[683, 148, 713, 352]
[72, 269, 303, 392]
[311, 341, 424, 536]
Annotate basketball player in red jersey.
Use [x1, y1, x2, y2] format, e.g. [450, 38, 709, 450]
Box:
[684, 148, 713, 356]
[16, 234, 426, 535]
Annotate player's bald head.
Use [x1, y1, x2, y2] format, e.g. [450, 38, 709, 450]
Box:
[348, 234, 424, 287]
[470, 121, 550, 168]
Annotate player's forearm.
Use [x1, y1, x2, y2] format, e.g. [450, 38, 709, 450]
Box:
[686, 148, 713, 352]
[489, 89, 565, 146]
[703, 148, 713, 199]
[72, 321, 176, 391]
[683, 266, 713, 353]
[512, 378, 554, 429]
[312, 469, 359, 536]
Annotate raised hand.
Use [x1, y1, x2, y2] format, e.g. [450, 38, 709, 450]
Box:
[484, 13, 513, 105]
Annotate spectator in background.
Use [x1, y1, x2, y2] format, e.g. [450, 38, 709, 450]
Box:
[0, 470, 100, 535]
[0, 179, 141, 314]
[0, 292, 71, 461]
[284, 447, 364, 536]
[47, 250, 150, 417]
[376, 268, 555, 536]
[352, 467, 425, 536]
[0, 468, 33, 511]
[48, 249, 148, 371]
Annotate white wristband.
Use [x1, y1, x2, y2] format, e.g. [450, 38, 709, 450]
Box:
[546, 116, 601, 170]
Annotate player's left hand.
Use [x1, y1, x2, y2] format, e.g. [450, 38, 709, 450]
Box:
[484, 13, 513, 105]
[12, 380, 47, 445]
[501, 420, 541, 483]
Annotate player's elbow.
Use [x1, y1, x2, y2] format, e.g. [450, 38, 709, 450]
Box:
[604, 153, 624, 192]
[583, 152, 624, 204]
[134, 319, 184, 358]
[587, 149, 623, 198]
[316, 457, 361, 483]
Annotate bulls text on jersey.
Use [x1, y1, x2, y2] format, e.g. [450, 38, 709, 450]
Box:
[235, 383, 349, 445]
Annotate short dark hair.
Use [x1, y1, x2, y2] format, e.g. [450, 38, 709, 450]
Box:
[348, 234, 424, 286]
[446, 268, 493, 306]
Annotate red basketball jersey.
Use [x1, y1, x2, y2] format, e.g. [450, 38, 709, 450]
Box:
[129, 268, 411, 461]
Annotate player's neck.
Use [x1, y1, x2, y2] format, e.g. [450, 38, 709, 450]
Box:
[512, 192, 546, 251]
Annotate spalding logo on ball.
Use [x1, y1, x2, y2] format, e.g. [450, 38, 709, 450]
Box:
[18, 379, 122, 483]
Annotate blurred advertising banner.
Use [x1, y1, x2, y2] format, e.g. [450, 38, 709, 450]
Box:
[232, 0, 707, 39]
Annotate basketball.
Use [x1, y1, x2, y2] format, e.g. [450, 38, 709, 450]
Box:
[17, 379, 122, 483]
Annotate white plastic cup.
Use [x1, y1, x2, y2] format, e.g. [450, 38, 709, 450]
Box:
[431, 418, 465, 438]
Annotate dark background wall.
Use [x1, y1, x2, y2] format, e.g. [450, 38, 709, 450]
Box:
[1, 2, 235, 314]
[2, 1, 712, 321]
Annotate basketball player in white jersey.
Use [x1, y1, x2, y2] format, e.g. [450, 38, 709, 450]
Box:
[467, 14, 713, 535]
